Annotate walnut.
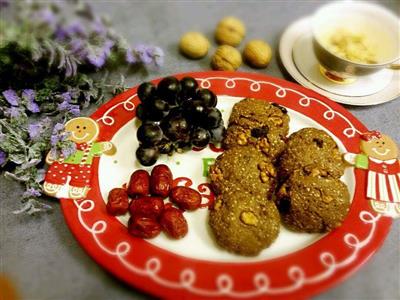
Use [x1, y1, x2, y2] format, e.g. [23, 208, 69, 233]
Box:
[211, 45, 242, 71]
[243, 40, 272, 68]
[279, 185, 288, 196]
[240, 211, 258, 226]
[266, 164, 276, 177]
[323, 195, 334, 203]
[259, 161, 275, 182]
[310, 168, 321, 177]
[260, 173, 270, 183]
[237, 133, 248, 145]
[210, 166, 224, 181]
[179, 32, 210, 59]
[215, 16, 246, 46]
[258, 161, 267, 171]
[213, 198, 223, 210]
[257, 138, 270, 154]
[268, 116, 283, 126]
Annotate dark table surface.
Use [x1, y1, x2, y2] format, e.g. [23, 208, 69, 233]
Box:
[1, 1, 399, 299]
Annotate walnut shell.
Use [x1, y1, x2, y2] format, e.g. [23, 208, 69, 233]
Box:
[179, 32, 210, 59]
[211, 45, 242, 71]
[215, 16, 246, 46]
[243, 40, 272, 68]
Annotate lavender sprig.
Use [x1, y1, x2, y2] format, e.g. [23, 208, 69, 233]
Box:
[0, 0, 164, 215]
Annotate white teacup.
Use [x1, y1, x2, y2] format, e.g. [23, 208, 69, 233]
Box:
[312, 1, 400, 80]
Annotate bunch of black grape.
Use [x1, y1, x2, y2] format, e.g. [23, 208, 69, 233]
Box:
[135, 76, 225, 166]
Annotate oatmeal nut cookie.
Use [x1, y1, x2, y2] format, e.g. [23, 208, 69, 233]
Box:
[209, 146, 277, 199]
[209, 188, 280, 256]
[276, 170, 350, 233]
[279, 127, 345, 180]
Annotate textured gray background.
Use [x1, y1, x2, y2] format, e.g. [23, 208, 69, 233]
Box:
[1, 1, 399, 299]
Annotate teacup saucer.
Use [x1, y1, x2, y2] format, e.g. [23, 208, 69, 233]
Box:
[279, 17, 400, 106]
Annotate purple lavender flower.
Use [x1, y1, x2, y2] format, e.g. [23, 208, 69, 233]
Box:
[51, 123, 64, 146]
[61, 92, 72, 103]
[58, 101, 80, 116]
[58, 101, 69, 111]
[28, 117, 52, 141]
[22, 89, 35, 101]
[125, 48, 137, 64]
[51, 123, 70, 146]
[23, 188, 42, 198]
[50, 135, 59, 146]
[150, 46, 164, 67]
[55, 26, 68, 41]
[70, 39, 83, 52]
[69, 105, 80, 116]
[102, 39, 114, 57]
[0, 150, 6, 165]
[28, 123, 42, 141]
[134, 44, 153, 65]
[56, 21, 87, 41]
[87, 52, 106, 68]
[27, 99, 40, 113]
[87, 40, 114, 69]
[66, 20, 87, 37]
[53, 123, 65, 133]
[4, 107, 21, 118]
[22, 89, 40, 113]
[69, 39, 89, 60]
[2, 89, 20, 106]
[49, 148, 57, 159]
[127, 45, 164, 67]
[35, 8, 58, 29]
[61, 142, 77, 159]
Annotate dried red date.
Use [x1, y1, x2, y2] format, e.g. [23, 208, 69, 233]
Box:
[107, 188, 129, 215]
[129, 196, 164, 219]
[128, 216, 161, 239]
[159, 207, 188, 239]
[170, 186, 201, 211]
[127, 170, 150, 197]
[150, 164, 173, 198]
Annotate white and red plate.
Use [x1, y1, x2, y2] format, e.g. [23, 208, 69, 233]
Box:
[60, 71, 392, 299]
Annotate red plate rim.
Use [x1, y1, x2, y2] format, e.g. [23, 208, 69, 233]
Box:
[59, 71, 393, 299]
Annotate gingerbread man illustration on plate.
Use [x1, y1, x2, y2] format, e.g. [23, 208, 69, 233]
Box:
[43, 117, 116, 199]
[344, 130, 400, 218]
